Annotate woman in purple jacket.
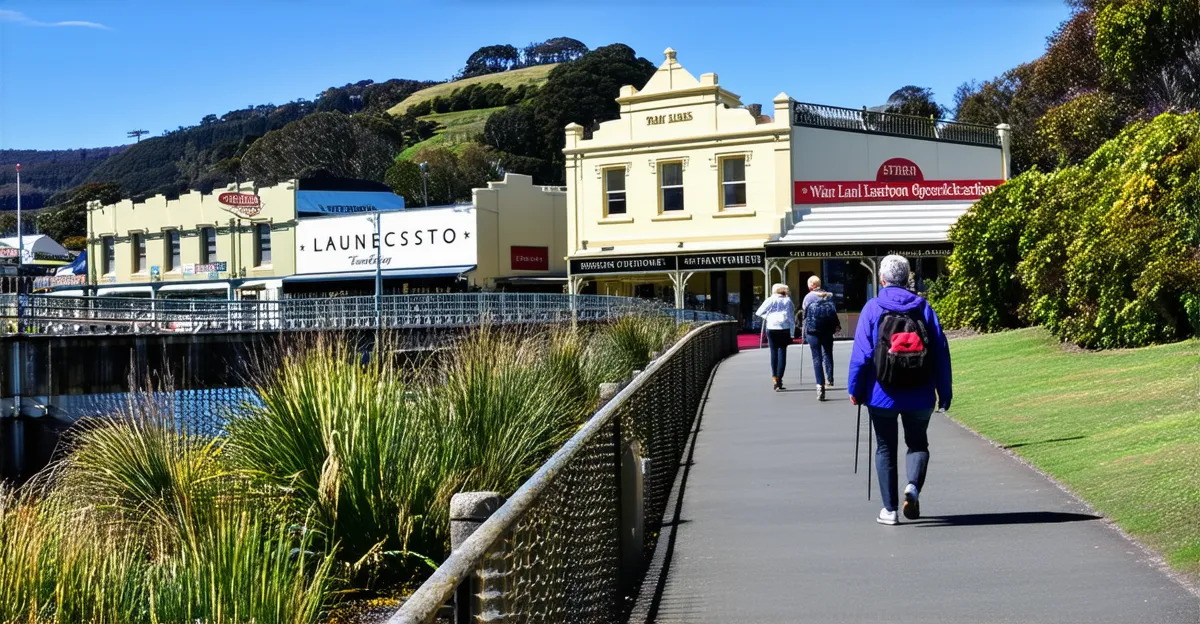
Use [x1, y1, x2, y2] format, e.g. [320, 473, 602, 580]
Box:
[848, 255, 953, 526]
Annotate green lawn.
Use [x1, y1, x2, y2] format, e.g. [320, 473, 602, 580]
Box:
[387, 64, 556, 116]
[948, 328, 1200, 581]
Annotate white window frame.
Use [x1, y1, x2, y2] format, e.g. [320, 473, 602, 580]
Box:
[719, 155, 748, 210]
[658, 160, 685, 212]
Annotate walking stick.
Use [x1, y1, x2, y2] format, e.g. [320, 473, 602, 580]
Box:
[866, 412, 873, 501]
[854, 403, 861, 474]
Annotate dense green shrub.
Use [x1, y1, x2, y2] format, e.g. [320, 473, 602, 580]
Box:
[933, 112, 1200, 348]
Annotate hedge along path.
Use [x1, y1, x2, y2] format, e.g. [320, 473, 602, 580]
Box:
[931, 111, 1200, 349]
[947, 327, 1200, 585]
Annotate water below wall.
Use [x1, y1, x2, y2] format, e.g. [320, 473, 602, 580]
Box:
[2, 387, 258, 486]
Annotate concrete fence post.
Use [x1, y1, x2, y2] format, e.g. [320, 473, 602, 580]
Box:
[598, 382, 622, 409]
[620, 441, 646, 588]
[450, 491, 507, 624]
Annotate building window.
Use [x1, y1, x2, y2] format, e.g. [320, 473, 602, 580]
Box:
[659, 161, 684, 212]
[132, 233, 147, 273]
[165, 230, 181, 272]
[603, 167, 626, 216]
[102, 237, 115, 274]
[201, 227, 216, 264]
[721, 156, 747, 209]
[255, 223, 272, 266]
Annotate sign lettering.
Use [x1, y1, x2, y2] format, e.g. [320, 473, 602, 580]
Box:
[511, 246, 549, 271]
[570, 255, 678, 275]
[765, 243, 953, 259]
[678, 252, 764, 270]
[295, 207, 477, 275]
[218, 192, 262, 217]
[795, 180, 1003, 204]
[646, 111, 694, 126]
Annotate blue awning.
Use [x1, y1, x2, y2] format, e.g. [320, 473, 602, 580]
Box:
[283, 265, 476, 284]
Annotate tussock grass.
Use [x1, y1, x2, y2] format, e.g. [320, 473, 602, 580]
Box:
[1, 317, 692, 619]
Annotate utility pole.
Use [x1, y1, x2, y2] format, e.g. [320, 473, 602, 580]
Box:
[369, 213, 383, 329]
[127, 130, 149, 142]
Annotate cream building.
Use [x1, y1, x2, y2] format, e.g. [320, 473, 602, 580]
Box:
[86, 181, 296, 299]
[566, 48, 1011, 330]
[565, 48, 792, 320]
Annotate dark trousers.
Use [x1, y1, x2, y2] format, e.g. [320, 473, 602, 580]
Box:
[805, 333, 834, 386]
[766, 329, 791, 379]
[868, 407, 933, 512]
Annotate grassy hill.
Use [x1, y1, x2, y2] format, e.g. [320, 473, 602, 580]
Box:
[387, 64, 556, 116]
[397, 107, 504, 159]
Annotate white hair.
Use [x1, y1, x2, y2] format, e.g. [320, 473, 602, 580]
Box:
[807, 275, 822, 290]
[879, 255, 911, 286]
[772, 283, 789, 295]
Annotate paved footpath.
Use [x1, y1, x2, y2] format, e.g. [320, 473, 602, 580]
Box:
[635, 342, 1199, 623]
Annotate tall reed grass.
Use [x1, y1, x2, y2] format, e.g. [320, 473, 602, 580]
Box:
[0, 316, 691, 621]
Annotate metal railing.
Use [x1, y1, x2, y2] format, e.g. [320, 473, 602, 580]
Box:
[791, 101, 1001, 147]
[0, 293, 733, 335]
[388, 320, 737, 624]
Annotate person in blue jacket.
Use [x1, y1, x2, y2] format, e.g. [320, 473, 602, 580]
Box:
[848, 255, 953, 526]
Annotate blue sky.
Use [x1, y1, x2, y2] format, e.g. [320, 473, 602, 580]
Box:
[0, 0, 1071, 151]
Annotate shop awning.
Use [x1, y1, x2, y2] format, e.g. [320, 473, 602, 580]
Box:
[157, 281, 231, 293]
[283, 265, 476, 284]
[779, 202, 972, 244]
[495, 275, 568, 285]
[237, 279, 284, 290]
[95, 285, 154, 296]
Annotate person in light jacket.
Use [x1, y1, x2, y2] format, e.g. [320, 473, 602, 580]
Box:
[848, 255, 953, 526]
[756, 283, 796, 391]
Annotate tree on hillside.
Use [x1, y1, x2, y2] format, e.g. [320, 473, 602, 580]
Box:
[461, 45, 520, 78]
[240, 112, 403, 185]
[1094, 0, 1200, 112]
[522, 37, 589, 66]
[385, 144, 499, 205]
[36, 182, 121, 243]
[882, 86, 947, 119]
[482, 44, 655, 185]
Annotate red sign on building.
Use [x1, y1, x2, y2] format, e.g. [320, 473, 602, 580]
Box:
[795, 159, 1003, 204]
[511, 246, 549, 271]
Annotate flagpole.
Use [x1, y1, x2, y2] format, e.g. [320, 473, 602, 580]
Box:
[14, 164, 23, 334]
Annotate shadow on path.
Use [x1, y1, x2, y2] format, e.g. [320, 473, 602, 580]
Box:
[912, 511, 1101, 527]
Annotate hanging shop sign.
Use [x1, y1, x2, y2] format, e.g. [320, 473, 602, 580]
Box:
[766, 242, 953, 259]
[678, 251, 764, 270]
[296, 190, 405, 216]
[570, 255, 678, 275]
[217, 193, 262, 218]
[511, 246, 549, 271]
[295, 207, 476, 274]
[795, 159, 1003, 205]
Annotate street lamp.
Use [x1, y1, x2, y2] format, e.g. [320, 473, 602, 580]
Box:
[419, 161, 429, 207]
[367, 213, 382, 329]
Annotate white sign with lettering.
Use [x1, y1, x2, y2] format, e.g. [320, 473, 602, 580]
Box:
[295, 207, 477, 274]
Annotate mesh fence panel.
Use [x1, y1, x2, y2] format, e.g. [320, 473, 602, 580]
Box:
[390, 322, 736, 624]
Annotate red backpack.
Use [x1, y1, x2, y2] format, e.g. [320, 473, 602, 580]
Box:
[873, 306, 934, 389]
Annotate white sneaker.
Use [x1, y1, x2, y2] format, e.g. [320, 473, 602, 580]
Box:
[877, 508, 899, 525]
[903, 484, 920, 520]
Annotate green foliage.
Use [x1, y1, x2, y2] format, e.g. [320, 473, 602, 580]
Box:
[36, 182, 121, 243]
[388, 144, 499, 205]
[240, 112, 403, 185]
[933, 112, 1200, 348]
[1038, 92, 1141, 165]
[882, 86, 946, 118]
[484, 44, 656, 185]
[1095, 0, 1200, 87]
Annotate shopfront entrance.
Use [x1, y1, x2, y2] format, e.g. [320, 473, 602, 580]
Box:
[765, 242, 952, 338]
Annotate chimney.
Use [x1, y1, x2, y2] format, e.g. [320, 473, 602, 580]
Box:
[747, 103, 762, 122]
